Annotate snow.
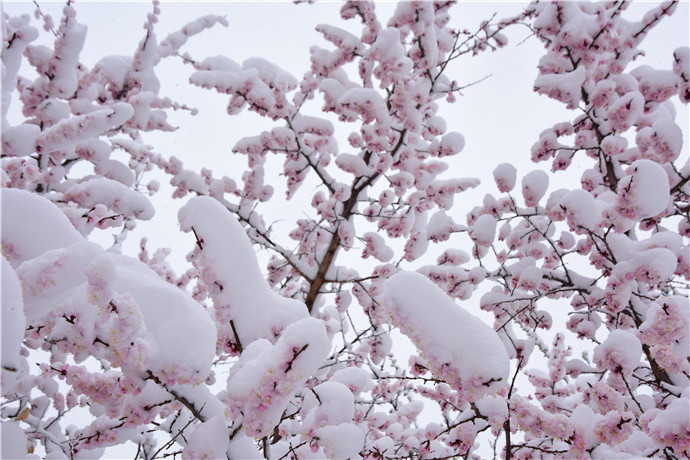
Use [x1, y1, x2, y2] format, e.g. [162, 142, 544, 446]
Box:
[636, 119, 684, 162]
[475, 394, 508, 430]
[621, 247, 677, 284]
[108, 252, 217, 383]
[29, 245, 216, 384]
[517, 265, 543, 291]
[673, 46, 690, 102]
[362, 232, 394, 262]
[427, 210, 462, 243]
[569, 403, 601, 451]
[182, 415, 229, 460]
[426, 177, 480, 209]
[302, 381, 355, 429]
[521, 169, 549, 207]
[388, 171, 414, 192]
[189, 69, 241, 94]
[291, 114, 335, 136]
[48, 13, 86, 97]
[329, 367, 374, 393]
[170, 169, 209, 196]
[338, 88, 390, 125]
[94, 55, 133, 93]
[534, 66, 586, 109]
[196, 55, 242, 73]
[335, 153, 373, 176]
[1, 257, 25, 387]
[603, 430, 656, 458]
[36, 98, 71, 125]
[383, 271, 509, 403]
[320, 78, 347, 110]
[437, 248, 470, 266]
[94, 159, 136, 187]
[243, 57, 298, 93]
[493, 163, 517, 193]
[77, 138, 111, 163]
[641, 396, 690, 453]
[190, 56, 296, 118]
[316, 24, 364, 54]
[4, 189, 216, 385]
[35, 104, 134, 152]
[1, 124, 40, 157]
[17, 241, 103, 323]
[606, 91, 645, 132]
[430, 132, 465, 157]
[64, 177, 155, 220]
[632, 65, 680, 103]
[315, 423, 365, 459]
[616, 159, 670, 219]
[370, 27, 405, 64]
[403, 212, 428, 261]
[372, 435, 395, 456]
[1, 188, 82, 267]
[557, 189, 602, 229]
[158, 15, 229, 58]
[178, 196, 308, 346]
[1, 421, 28, 460]
[221, 317, 328, 438]
[601, 135, 628, 157]
[469, 214, 497, 247]
[2, 16, 39, 123]
[227, 434, 262, 459]
[593, 329, 642, 375]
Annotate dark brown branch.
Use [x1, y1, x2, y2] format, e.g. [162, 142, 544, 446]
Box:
[626, 305, 673, 387]
[305, 128, 408, 312]
[145, 371, 207, 422]
[191, 226, 204, 250]
[230, 319, 243, 353]
[504, 419, 512, 460]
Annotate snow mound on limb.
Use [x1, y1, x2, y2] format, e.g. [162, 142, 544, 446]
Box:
[17, 240, 103, 323]
[301, 381, 354, 431]
[640, 395, 690, 455]
[64, 177, 154, 220]
[315, 423, 365, 459]
[107, 252, 217, 384]
[16, 244, 217, 385]
[383, 271, 509, 403]
[616, 159, 670, 219]
[3, 189, 216, 385]
[182, 415, 230, 460]
[593, 329, 642, 376]
[178, 196, 308, 347]
[1, 188, 82, 267]
[221, 317, 329, 438]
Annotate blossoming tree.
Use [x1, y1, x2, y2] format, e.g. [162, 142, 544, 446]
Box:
[2, 1, 688, 459]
